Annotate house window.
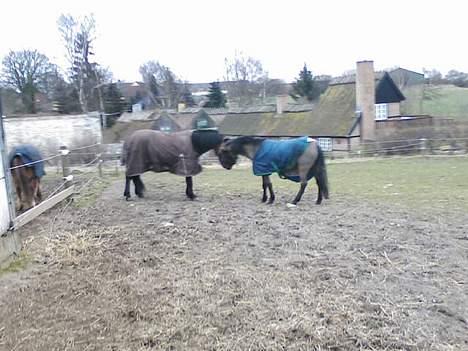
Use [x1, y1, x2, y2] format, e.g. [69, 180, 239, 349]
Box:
[196, 119, 208, 129]
[318, 138, 332, 152]
[375, 103, 388, 120]
[160, 125, 172, 132]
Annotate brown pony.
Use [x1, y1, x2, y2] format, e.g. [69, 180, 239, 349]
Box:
[9, 145, 45, 211]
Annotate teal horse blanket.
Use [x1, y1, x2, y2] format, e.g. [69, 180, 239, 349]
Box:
[253, 137, 310, 182]
[8, 144, 46, 177]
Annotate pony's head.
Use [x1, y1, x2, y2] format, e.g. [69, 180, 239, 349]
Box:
[191, 129, 224, 155]
[217, 137, 239, 170]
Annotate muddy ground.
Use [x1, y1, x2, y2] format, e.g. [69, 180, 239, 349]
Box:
[0, 170, 467, 350]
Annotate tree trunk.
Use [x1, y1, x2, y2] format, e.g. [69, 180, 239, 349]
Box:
[79, 74, 88, 113]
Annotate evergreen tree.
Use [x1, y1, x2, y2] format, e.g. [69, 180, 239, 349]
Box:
[148, 74, 161, 106]
[180, 84, 195, 107]
[204, 82, 226, 108]
[52, 81, 81, 114]
[290, 64, 320, 102]
[103, 83, 124, 127]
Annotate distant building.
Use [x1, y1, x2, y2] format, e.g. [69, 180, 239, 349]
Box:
[387, 68, 425, 89]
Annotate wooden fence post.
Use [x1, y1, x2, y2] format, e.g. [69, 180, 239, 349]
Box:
[427, 139, 434, 154]
[60, 146, 72, 188]
[419, 138, 428, 155]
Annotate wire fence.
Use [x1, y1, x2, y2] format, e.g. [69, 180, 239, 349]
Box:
[325, 136, 468, 160]
[7, 142, 120, 220]
[6, 135, 468, 220]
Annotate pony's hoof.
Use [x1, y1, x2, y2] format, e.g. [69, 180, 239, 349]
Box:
[136, 193, 144, 198]
[261, 197, 267, 203]
[286, 203, 297, 208]
[187, 194, 197, 201]
[125, 195, 131, 201]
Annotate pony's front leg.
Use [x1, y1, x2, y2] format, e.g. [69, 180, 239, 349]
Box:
[14, 184, 23, 211]
[124, 176, 131, 200]
[185, 176, 196, 200]
[15, 194, 23, 211]
[262, 175, 275, 204]
[291, 181, 308, 205]
[261, 175, 268, 202]
[133, 175, 146, 198]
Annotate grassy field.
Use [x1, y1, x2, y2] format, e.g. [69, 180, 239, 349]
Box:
[196, 156, 468, 212]
[402, 84, 468, 120]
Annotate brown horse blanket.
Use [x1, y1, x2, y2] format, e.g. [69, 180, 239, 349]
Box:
[122, 130, 202, 177]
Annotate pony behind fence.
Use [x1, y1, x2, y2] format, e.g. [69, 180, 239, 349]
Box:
[8, 144, 46, 211]
[218, 136, 329, 205]
[121, 129, 224, 200]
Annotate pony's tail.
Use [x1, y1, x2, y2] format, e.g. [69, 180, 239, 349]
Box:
[315, 145, 329, 199]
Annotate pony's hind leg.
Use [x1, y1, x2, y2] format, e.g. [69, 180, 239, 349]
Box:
[32, 177, 42, 203]
[185, 176, 196, 200]
[124, 176, 131, 200]
[315, 177, 323, 205]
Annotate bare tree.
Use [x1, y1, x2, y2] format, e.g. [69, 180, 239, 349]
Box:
[224, 51, 266, 105]
[445, 70, 468, 87]
[1, 49, 54, 113]
[139, 61, 181, 108]
[58, 13, 104, 113]
[423, 68, 444, 85]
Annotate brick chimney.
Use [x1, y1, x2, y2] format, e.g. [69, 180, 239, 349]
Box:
[276, 95, 289, 114]
[356, 60, 376, 141]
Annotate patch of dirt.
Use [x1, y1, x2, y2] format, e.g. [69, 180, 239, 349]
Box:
[0, 173, 467, 350]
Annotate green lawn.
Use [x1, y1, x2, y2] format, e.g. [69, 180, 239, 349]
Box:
[196, 156, 468, 213]
[402, 84, 468, 120]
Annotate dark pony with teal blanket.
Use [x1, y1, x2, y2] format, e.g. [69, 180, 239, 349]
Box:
[218, 136, 329, 205]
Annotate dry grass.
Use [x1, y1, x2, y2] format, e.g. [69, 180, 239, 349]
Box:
[0, 163, 467, 350]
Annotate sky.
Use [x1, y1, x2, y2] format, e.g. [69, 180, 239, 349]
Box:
[1, 0, 467, 83]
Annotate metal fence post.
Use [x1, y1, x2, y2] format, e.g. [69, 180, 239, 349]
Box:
[98, 158, 103, 178]
[0, 89, 17, 228]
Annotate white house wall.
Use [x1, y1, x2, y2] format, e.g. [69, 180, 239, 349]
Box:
[3, 114, 102, 155]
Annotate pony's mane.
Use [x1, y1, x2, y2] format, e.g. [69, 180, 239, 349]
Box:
[230, 136, 265, 155]
[191, 129, 224, 155]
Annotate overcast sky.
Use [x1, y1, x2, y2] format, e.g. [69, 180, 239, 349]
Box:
[1, 0, 467, 83]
